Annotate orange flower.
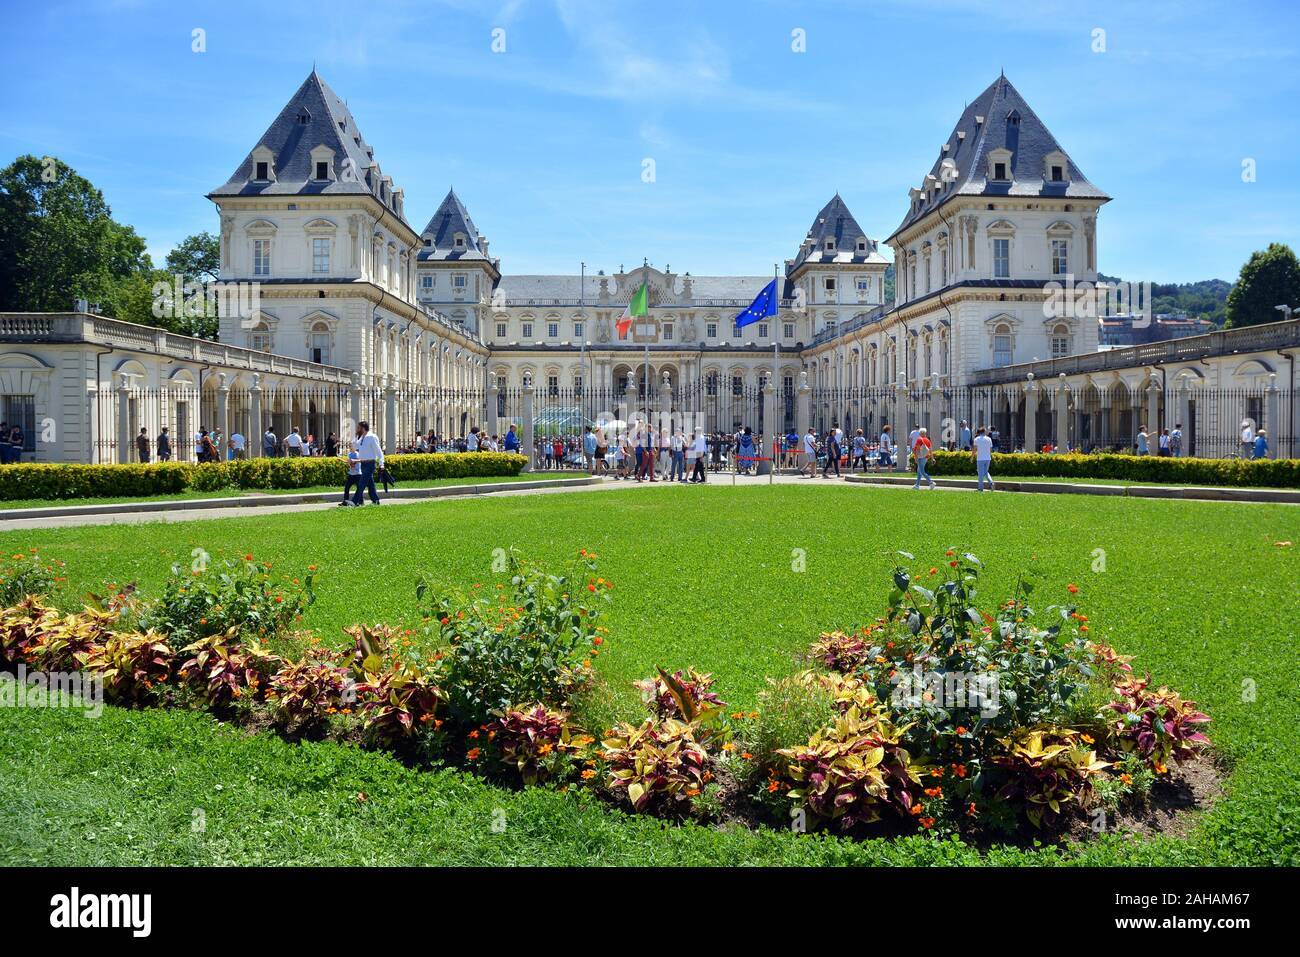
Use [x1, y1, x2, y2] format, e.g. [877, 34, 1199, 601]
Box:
[466, 748, 481, 760]
[955, 726, 967, 735]
[1067, 584, 1079, 594]
[1120, 773, 1132, 785]
[581, 769, 596, 780]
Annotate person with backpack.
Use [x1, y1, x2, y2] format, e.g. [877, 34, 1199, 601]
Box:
[263, 426, 278, 458]
[911, 427, 936, 490]
[1170, 423, 1184, 458]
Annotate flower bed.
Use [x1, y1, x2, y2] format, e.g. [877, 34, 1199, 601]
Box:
[0, 452, 527, 502]
[925, 450, 1300, 488]
[0, 546, 1214, 844]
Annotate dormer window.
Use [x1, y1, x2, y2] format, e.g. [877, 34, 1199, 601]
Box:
[1050, 165, 1064, 182]
[255, 162, 269, 180]
[424, 237, 432, 246]
[454, 233, 466, 249]
[993, 162, 1007, 180]
[824, 239, 835, 251]
[857, 239, 867, 252]
[296, 109, 311, 125]
[315, 161, 329, 180]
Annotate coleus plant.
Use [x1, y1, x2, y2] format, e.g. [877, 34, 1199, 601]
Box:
[601, 717, 711, 814]
[76, 630, 173, 704]
[492, 703, 593, 785]
[1101, 676, 1210, 774]
[992, 726, 1110, 828]
[177, 629, 281, 706]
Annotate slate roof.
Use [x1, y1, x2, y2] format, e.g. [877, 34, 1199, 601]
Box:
[791, 194, 886, 269]
[416, 189, 497, 265]
[492, 275, 780, 306]
[209, 71, 415, 229]
[887, 74, 1109, 242]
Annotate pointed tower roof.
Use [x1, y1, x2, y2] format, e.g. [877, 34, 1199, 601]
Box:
[417, 189, 498, 270]
[791, 194, 886, 270]
[209, 71, 414, 229]
[886, 74, 1108, 242]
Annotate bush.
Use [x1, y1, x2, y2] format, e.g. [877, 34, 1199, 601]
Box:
[0, 550, 62, 605]
[925, 450, 1300, 488]
[0, 452, 527, 502]
[1102, 676, 1211, 774]
[138, 555, 315, 646]
[601, 717, 712, 814]
[266, 648, 352, 730]
[418, 549, 610, 727]
[76, 630, 173, 704]
[489, 703, 594, 786]
[991, 727, 1110, 828]
[176, 631, 281, 707]
[735, 672, 839, 788]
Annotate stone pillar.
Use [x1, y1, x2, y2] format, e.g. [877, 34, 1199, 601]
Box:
[1023, 375, 1038, 454]
[1055, 378, 1070, 451]
[927, 378, 942, 449]
[216, 373, 230, 455]
[763, 377, 777, 473]
[1265, 374, 1280, 459]
[1098, 389, 1112, 450]
[348, 375, 360, 451]
[796, 371, 811, 438]
[1175, 386, 1190, 454]
[1146, 378, 1161, 434]
[894, 381, 907, 471]
[116, 374, 131, 464]
[658, 372, 672, 434]
[521, 373, 535, 473]
[384, 378, 398, 453]
[249, 374, 263, 458]
[487, 381, 499, 436]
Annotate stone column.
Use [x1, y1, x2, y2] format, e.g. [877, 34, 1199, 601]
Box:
[383, 377, 398, 453]
[486, 381, 499, 437]
[1055, 377, 1070, 451]
[216, 373, 230, 455]
[796, 371, 811, 437]
[658, 372, 672, 434]
[1146, 379, 1161, 434]
[1098, 388, 1112, 450]
[763, 377, 777, 473]
[249, 374, 263, 457]
[1175, 385, 1190, 453]
[894, 380, 907, 472]
[348, 375, 360, 450]
[927, 377, 942, 448]
[1265, 374, 1280, 459]
[1023, 375, 1038, 454]
[116, 374, 131, 464]
[521, 373, 535, 473]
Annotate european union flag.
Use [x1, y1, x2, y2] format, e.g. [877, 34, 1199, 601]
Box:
[735, 279, 778, 329]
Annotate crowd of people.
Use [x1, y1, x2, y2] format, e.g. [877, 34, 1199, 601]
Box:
[0, 422, 26, 464]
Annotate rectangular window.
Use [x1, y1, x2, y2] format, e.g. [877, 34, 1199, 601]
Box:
[255, 161, 269, 180]
[663, 322, 673, 341]
[1, 395, 35, 452]
[1051, 239, 1068, 276]
[1051, 165, 1064, 182]
[421, 275, 433, 289]
[732, 375, 743, 396]
[310, 332, 330, 364]
[857, 278, 868, 291]
[253, 239, 271, 277]
[312, 237, 329, 274]
[573, 321, 583, 338]
[453, 274, 466, 288]
[757, 323, 768, 338]
[547, 375, 559, 397]
[993, 238, 1010, 278]
[783, 322, 794, 339]
[706, 322, 717, 339]
[496, 322, 507, 338]
[706, 373, 718, 396]
[573, 376, 583, 394]
[994, 161, 1007, 180]
[993, 334, 1012, 367]
[824, 277, 836, 291]
[1051, 335, 1070, 358]
[547, 322, 558, 338]
[315, 161, 329, 180]
[521, 322, 532, 339]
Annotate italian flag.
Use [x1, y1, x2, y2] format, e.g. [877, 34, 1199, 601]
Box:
[616, 281, 648, 338]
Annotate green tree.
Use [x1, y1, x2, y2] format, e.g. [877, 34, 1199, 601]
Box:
[1225, 243, 1300, 328]
[0, 154, 151, 313]
[159, 231, 222, 339]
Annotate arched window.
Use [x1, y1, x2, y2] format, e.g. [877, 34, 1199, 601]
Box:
[309, 322, 331, 364]
[993, 323, 1013, 367]
[1050, 323, 1072, 359]
[249, 322, 272, 353]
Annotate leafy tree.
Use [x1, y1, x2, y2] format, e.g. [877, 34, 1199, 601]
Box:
[0, 154, 150, 313]
[164, 231, 220, 283]
[1225, 243, 1300, 328]
[884, 263, 895, 305]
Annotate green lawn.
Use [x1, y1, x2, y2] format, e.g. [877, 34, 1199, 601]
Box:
[0, 473, 585, 511]
[1, 484, 1297, 865]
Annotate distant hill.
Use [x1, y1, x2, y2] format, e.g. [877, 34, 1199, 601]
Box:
[1099, 274, 1232, 325]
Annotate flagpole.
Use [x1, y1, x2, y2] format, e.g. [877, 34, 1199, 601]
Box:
[774, 263, 780, 472]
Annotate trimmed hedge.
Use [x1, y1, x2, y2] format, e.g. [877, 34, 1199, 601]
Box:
[925, 450, 1300, 488]
[0, 453, 528, 502]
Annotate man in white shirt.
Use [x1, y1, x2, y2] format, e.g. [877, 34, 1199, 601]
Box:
[1170, 423, 1184, 457]
[284, 427, 304, 457]
[973, 427, 995, 491]
[878, 426, 894, 470]
[351, 420, 384, 506]
[689, 429, 708, 483]
[466, 428, 480, 452]
[229, 431, 246, 461]
[1239, 421, 1254, 459]
[801, 428, 817, 478]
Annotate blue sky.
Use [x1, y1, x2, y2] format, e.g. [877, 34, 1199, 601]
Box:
[2, 0, 1297, 283]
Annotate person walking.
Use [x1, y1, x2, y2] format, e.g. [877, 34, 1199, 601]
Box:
[959, 420, 972, 452]
[1157, 428, 1171, 457]
[878, 425, 894, 470]
[851, 429, 868, 472]
[582, 426, 597, 474]
[670, 428, 686, 482]
[1135, 425, 1149, 456]
[689, 429, 708, 483]
[135, 427, 151, 463]
[157, 427, 172, 462]
[351, 421, 383, 506]
[822, 428, 841, 478]
[1253, 429, 1269, 460]
[593, 429, 609, 476]
[262, 426, 278, 459]
[801, 427, 818, 478]
[504, 424, 520, 454]
[339, 449, 362, 506]
[737, 427, 757, 475]
[911, 427, 936, 490]
[973, 426, 995, 491]
[1170, 423, 1184, 458]
[1239, 420, 1254, 459]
